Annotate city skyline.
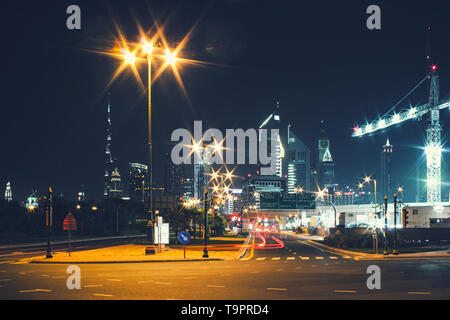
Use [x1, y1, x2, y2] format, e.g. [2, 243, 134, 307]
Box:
[1, 1, 450, 203]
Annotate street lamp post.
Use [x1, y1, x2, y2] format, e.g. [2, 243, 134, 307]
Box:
[384, 195, 389, 255]
[46, 187, 53, 259]
[203, 188, 209, 258]
[393, 193, 399, 255]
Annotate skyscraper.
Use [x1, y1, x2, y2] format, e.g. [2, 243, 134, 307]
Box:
[381, 138, 393, 199]
[194, 145, 211, 201]
[4, 182, 12, 202]
[164, 152, 184, 199]
[104, 92, 114, 198]
[316, 121, 334, 188]
[129, 163, 148, 202]
[109, 167, 123, 198]
[287, 125, 311, 193]
[258, 101, 287, 178]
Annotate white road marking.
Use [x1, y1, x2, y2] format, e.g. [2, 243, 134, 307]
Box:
[300, 257, 310, 260]
[408, 292, 431, 295]
[84, 284, 104, 288]
[40, 275, 50, 277]
[20, 289, 52, 293]
[267, 288, 287, 291]
[106, 279, 122, 282]
[271, 257, 280, 260]
[0, 261, 13, 264]
[249, 271, 260, 274]
[295, 267, 302, 270]
[51, 276, 66, 279]
[93, 293, 113, 297]
[315, 257, 324, 260]
[334, 290, 357, 293]
[276, 268, 284, 272]
[343, 256, 352, 259]
[154, 281, 171, 285]
[329, 256, 338, 259]
[256, 257, 266, 261]
[286, 257, 295, 260]
[207, 285, 225, 288]
[183, 277, 197, 280]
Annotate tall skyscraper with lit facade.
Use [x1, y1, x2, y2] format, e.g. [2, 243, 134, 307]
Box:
[194, 146, 211, 201]
[129, 163, 148, 202]
[104, 92, 114, 198]
[287, 125, 311, 193]
[109, 167, 123, 198]
[4, 182, 12, 202]
[381, 138, 393, 199]
[258, 101, 287, 178]
[164, 151, 184, 199]
[317, 120, 334, 188]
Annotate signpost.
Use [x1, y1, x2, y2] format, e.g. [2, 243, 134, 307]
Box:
[63, 212, 77, 257]
[178, 231, 191, 259]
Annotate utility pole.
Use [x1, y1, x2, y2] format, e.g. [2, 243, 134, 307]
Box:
[46, 187, 53, 259]
[383, 195, 388, 255]
[393, 193, 399, 255]
[203, 188, 209, 258]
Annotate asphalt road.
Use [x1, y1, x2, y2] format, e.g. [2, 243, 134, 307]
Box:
[0, 232, 449, 299]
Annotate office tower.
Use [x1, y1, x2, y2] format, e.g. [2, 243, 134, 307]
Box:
[181, 178, 194, 201]
[287, 125, 311, 193]
[129, 162, 148, 202]
[194, 145, 211, 201]
[317, 120, 334, 188]
[104, 92, 114, 198]
[164, 152, 184, 198]
[258, 101, 287, 178]
[381, 138, 393, 199]
[109, 167, 123, 198]
[4, 182, 12, 202]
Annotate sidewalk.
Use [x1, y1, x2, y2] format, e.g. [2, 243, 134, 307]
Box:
[27, 236, 248, 264]
[295, 233, 450, 260]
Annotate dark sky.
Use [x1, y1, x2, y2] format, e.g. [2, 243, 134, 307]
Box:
[1, 0, 450, 202]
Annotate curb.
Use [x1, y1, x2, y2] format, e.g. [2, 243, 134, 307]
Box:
[299, 237, 450, 260]
[29, 258, 223, 264]
[238, 233, 253, 259]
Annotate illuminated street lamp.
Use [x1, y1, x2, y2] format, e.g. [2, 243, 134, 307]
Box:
[121, 42, 178, 224]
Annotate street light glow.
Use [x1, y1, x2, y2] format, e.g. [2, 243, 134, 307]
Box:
[165, 49, 177, 65]
[123, 51, 137, 65]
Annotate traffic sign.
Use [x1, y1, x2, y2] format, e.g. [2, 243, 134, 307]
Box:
[63, 212, 77, 231]
[259, 192, 316, 210]
[178, 232, 191, 245]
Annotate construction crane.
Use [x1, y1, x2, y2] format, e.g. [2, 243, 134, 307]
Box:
[352, 65, 450, 203]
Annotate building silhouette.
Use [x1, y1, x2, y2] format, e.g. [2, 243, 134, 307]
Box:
[104, 92, 115, 198]
[287, 125, 311, 193]
[4, 182, 12, 202]
[129, 163, 148, 202]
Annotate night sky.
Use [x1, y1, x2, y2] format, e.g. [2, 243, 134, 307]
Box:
[1, 0, 450, 202]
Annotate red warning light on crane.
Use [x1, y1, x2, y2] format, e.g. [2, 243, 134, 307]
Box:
[431, 64, 437, 71]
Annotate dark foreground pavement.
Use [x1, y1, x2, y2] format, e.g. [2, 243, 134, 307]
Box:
[0, 233, 448, 299]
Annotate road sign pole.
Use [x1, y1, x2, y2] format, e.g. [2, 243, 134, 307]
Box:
[203, 189, 209, 258]
[384, 196, 389, 255]
[46, 187, 53, 259]
[393, 194, 399, 255]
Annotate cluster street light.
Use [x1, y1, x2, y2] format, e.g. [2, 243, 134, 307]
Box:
[119, 40, 180, 231]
